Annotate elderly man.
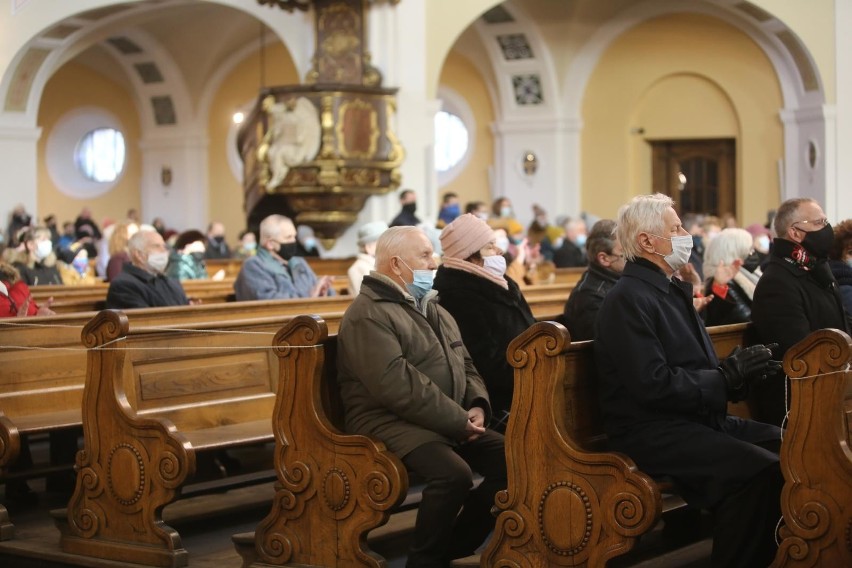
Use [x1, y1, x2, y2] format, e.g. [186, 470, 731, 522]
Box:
[595, 194, 783, 568]
[751, 197, 851, 426]
[233, 214, 331, 300]
[337, 226, 506, 568]
[560, 219, 625, 340]
[204, 220, 231, 259]
[106, 228, 188, 309]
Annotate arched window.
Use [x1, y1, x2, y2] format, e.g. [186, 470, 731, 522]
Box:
[75, 128, 126, 182]
[434, 111, 469, 172]
[435, 88, 475, 187]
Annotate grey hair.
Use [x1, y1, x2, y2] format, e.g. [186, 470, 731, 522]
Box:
[703, 228, 753, 276]
[375, 226, 424, 268]
[586, 219, 617, 263]
[617, 193, 673, 261]
[258, 214, 293, 244]
[774, 197, 816, 236]
[127, 228, 156, 254]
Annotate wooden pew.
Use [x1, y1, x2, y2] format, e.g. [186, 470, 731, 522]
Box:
[553, 267, 586, 286]
[772, 328, 852, 568]
[234, 315, 408, 568]
[30, 278, 239, 314]
[55, 310, 296, 566]
[0, 297, 351, 539]
[482, 321, 750, 567]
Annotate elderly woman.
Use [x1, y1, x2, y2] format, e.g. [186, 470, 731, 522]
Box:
[829, 219, 852, 315]
[702, 227, 760, 326]
[1, 260, 54, 317]
[432, 213, 536, 432]
[12, 226, 63, 285]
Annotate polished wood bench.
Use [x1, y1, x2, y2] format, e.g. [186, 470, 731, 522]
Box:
[482, 321, 751, 567]
[0, 297, 350, 540]
[54, 310, 299, 566]
[30, 278, 240, 314]
[234, 315, 408, 568]
[772, 328, 852, 567]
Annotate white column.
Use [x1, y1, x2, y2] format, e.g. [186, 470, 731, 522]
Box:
[0, 121, 41, 225]
[780, 106, 830, 207]
[138, 129, 209, 232]
[490, 117, 582, 227]
[835, 0, 852, 217]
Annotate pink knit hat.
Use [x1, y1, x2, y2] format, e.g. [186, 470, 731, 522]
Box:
[440, 213, 496, 259]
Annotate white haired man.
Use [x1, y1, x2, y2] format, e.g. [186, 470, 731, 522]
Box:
[336, 226, 506, 568]
[234, 214, 332, 300]
[594, 194, 783, 568]
[106, 229, 188, 309]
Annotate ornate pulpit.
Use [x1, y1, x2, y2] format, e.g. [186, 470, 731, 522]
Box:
[241, 0, 403, 248]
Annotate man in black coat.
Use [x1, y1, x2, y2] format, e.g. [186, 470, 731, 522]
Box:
[751, 197, 851, 426]
[389, 189, 421, 227]
[561, 219, 624, 340]
[434, 213, 537, 432]
[106, 229, 189, 309]
[595, 193, 783, 568]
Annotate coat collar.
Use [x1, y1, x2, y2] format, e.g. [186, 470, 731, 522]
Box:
[624, 258, 678, 293]
[123, 263, 160, 283]
[361, 272, 440, 316]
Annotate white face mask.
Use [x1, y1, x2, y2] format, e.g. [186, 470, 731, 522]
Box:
[0, 281, 7, 297]
[35, 239, 53, 260]
[147, 251, 169, 273]
[651, 233, 693, 272]
[482, 254, 507, 278]
[755, 235, 770, 253]
[495, 237, 510, 253]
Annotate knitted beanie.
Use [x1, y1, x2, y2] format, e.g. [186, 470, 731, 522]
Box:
[440, 213, 495, 259]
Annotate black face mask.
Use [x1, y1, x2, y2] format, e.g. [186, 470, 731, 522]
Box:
[212, 235, 225, 244]
[402, 202, 417, 215]
[277, 241, 298, 261]
[800, 223, 834, 259]
[742, 251, 762, 273]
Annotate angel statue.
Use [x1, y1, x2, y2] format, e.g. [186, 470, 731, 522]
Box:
[259, 95, 321, 189]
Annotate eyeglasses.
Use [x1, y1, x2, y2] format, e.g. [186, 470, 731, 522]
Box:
[793, 218, 829, 230]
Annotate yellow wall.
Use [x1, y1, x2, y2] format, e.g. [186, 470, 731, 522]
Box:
[437, 51, 495, 208]
[37, 61, 141, 225]
[582, 13, 784, 225]
[206, 42, 297, 236]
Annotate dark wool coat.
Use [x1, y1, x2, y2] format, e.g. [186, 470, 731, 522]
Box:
[750, 247, 850, 426]
[829, 259, 852, 317]
[552, 240, 587, 268]
[560, 262, 619, 341]
[433, 266, 536, 429]
[336, 274, 491, 458]
[13, 261, 62, 286]
[106, 264, 189, 309]
[595, 259, 779, 509]
[702, 279, 752, 327]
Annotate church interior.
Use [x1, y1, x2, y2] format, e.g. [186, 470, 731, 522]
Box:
[0, 0, 850, 566]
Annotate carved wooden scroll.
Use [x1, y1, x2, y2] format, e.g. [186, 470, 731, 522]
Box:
[483, 321, 661, 568]
[241, 315, 407, 567]
[772, 328, 852, 568]
[59, 310, 194, 568]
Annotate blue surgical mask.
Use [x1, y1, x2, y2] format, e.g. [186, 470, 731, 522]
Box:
[243, 242, 257, 251]
[846, 258, 852, 269]
[575, 234, 587, 247]
[398, 257, 433, 301]
[72, 257, 89, 274]
[304, 237, 317, 251]
[500, 206, 512, 218]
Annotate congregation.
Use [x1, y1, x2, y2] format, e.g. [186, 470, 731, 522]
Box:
[2, 191, 852, 568]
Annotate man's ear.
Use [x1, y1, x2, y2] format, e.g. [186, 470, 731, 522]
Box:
[637, 232, 655, 254]
[596, 251, 611, 267]
[787, 225, 804, 244]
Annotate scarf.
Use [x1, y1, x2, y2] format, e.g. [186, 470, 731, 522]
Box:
[441, 257, 509, 290]
[732, 269, 757, 301]
[772, 238, 817, 272]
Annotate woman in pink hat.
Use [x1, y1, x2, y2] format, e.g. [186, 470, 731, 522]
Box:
[433, 213, 536, 432]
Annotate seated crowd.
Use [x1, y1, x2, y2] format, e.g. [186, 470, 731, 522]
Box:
[2, 191, 852, 568]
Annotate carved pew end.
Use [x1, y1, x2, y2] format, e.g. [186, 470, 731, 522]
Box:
[0, 506, 13, 541]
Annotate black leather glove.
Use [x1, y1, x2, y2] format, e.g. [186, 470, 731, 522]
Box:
[718, 343, 782, 402]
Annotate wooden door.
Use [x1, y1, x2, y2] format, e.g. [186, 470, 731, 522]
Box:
[650, 139, 736, 217]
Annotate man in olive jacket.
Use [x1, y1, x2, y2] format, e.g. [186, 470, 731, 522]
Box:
[337, 226, 506, 568]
